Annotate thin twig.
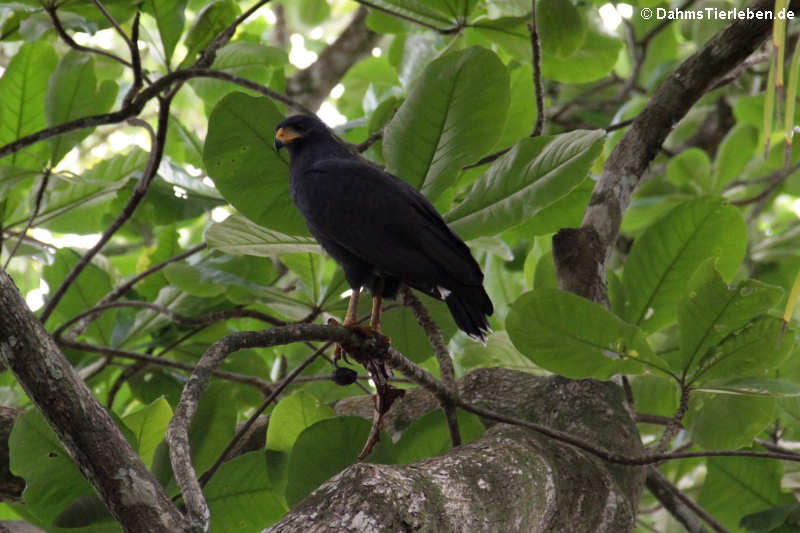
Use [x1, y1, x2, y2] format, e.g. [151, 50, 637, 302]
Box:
[529, 0, 544, 136]
[52, 300, 285, 340]
[655, 383, 690, 452]
[60, 339, 273, 393]
[352, 0, 461, 34]
[4, 168, 51, 269]
[45, 4, 132, 67]
[400, 286, 460, 446]
[0, 68, 309, 161]
[647, 468, 730, 533]
[123, 11, 144, 106]
[61, 244, 207, 340]
[40, 97, 172, 324]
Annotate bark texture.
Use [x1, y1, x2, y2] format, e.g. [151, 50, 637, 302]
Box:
[0, 271, 187, 533]
[266, 369, 645, 532]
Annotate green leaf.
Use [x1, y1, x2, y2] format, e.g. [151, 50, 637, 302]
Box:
[394, 410, 484, 464]
[741, 504, 800, 533]
[21, 149, 147, 232]
[696, 378, 800, 398]
[493, 63, 536, 151]
[692, 315, 794, 384]
[675, 260, 783, 376]
[506, 289, 664, 380]
[383, 46, 510, 201]
[297, 0, 330, 26]
[266, 390, 335, 453]
[42, 249, 116, 343]
[190, 42, 286, 109]
[206, 452, 287, 532]
[206, 214, 320, 256]
[204, 92, 308, 235]
[666, 147, 712, 192]
[454, 330, 539, 375]
[622, 197, 747, 332]
[135, 226, 180, 300]
[698, 456, 785, 530]
[687, 393, 775, 449]
[286, 417, 394, 506]
[540, 27, 622, 84]
[122, 397, 172, 467]
[379, 291, 458, 362]
[189, 382, 237, 474]
[144, 0, 186, 65]
[182, 0, 240, 64]
[354, 0, 457, 30]
[0, 40, 58, 168]
[9, 411, 92, 524]
[45, 51, 117, 165]
[629, 375, 680, 418]
[537, 0, 586, 58]
[445, 130, 604, 241]
[715, 124, 758, 190]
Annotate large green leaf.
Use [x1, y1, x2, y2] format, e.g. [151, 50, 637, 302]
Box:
[206, 214, 320, 256]
[42, 249, 116, 343]
[692, 315, 794, 384]
[666, 147, 711, 193]
[190, 42, 286, 109]
[687, 393, 775, 449]
[382, 46, 510, 201]
[143, 0, 186, 65]
[45, 51, 117, 165]
[357, 0, 460, 29]
[206, 452, 287, 532]
[540, 27, 623, 83]
[714, 124, 758, 191]
[266, 390, 335, 453]
[698, 456, 786, 531]
[122, 397, 172, 467]
[188, 382, 237, 475]
[393, 410, 484, 464]
[9, 411, 93, 524]
[445, 130, 604, 241]
[506, 289, 664, 380]
[0, 40, 57, 168]
[285, 417, 394, 506]
[203, 92, 308, 235]
[536, 0, 586, 58]
[675, 261, 783, 376]
[181, 0, 240, 67]
[622, 197, 747, 332]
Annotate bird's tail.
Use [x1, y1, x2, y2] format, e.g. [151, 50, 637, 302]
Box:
[445, 286, 493, 342]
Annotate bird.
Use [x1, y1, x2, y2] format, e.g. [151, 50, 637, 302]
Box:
[274, 114, 493, 347]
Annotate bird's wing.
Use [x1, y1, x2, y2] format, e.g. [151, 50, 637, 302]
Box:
[299, 158, 483, 287]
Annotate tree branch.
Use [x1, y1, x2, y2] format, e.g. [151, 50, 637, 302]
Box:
[40, 97, 172, 324]
[286, 6, 380, 111]
[553, 0, 795, 303]
[529, 0, 544, 136]
[0, 270, 187, 532]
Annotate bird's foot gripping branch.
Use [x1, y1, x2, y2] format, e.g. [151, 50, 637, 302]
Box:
[327, 318, 404, 459]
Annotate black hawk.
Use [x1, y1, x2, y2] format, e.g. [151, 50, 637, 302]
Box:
[274, 114, 493, 345]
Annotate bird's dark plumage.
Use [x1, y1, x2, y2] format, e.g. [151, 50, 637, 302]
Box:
[275, 114, 493, 340]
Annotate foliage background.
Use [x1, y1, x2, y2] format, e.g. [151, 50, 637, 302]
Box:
[1, 0, 800, 531]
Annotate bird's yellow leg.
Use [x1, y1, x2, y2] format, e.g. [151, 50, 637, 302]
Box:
[334, 287, 361, 362]
[344, 287, 360, 326]
[370, 284, 383, 332]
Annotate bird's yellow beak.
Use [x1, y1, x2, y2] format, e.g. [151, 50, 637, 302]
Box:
[274, 127, 299, 150]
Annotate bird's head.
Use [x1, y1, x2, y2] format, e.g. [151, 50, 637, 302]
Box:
[274, 114, 328, 151]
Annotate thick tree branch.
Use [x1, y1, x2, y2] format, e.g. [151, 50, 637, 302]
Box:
[0, 270, 187, 532]
[286, 6, 380, 111]
[553, 0, 796, 302]
[268, 370, 645, 532]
